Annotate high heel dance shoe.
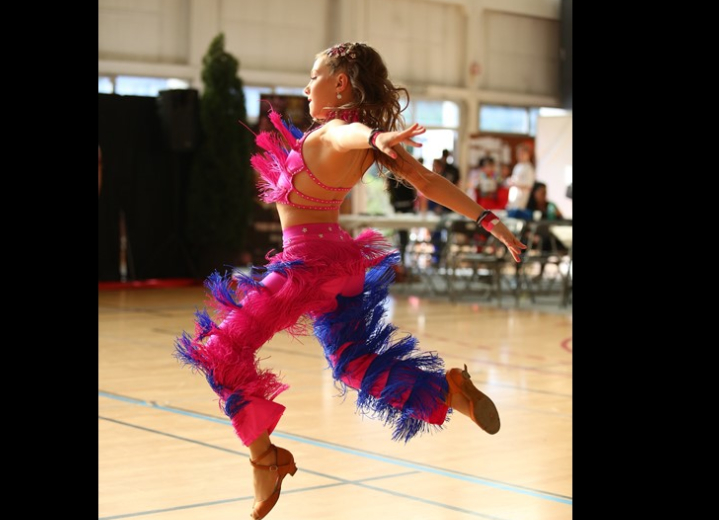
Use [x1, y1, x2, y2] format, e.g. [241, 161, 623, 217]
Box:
[446, 364, 500, 434]
[249, 444, 298, 519]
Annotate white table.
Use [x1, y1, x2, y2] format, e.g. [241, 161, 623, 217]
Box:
[339, 213, 443, 232]
[338, 211, 508, 232]
[548, 223, 573, 249]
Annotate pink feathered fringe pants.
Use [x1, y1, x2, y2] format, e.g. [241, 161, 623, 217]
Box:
[175, 223, 451, 445]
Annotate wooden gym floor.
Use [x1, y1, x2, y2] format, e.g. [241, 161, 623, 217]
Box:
[98, 283, 572, 520]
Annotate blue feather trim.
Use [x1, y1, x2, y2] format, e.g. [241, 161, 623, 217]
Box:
[313, 253, 449, 442]
[282, 117, 304, 140]
[174, 331, 197, 366]
[224, 390, 250, 417]
[205, 271, 243, 309]
[194, 309, 215, 340]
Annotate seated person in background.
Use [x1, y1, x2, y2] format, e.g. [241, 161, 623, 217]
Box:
[474, 156, 507, 210]
[526, 181, 568, 257]
[527, 181, 564, 221]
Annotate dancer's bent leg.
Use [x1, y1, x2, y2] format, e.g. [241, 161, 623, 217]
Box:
[313, 258, 451, 442]
[175, 270, 308, 447]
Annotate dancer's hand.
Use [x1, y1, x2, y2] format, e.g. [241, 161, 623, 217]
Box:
[373, 123, 426, 159]
[490, 221, 527, 263]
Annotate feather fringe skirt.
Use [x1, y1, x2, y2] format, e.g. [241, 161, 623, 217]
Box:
[175, 223, 450, 445]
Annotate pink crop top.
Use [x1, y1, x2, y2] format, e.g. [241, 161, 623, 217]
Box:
[250, 109, 353, 210]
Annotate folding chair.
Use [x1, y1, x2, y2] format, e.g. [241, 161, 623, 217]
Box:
[519, 219, 572, 305]
[442, 217, 526, 306]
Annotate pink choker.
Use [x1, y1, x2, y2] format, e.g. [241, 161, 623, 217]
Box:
[327, 108, 360, 123]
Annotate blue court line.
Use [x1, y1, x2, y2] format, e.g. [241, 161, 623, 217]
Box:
[353, 481, 508, 520]
[100, 414, 417, 484]
[100, 473, 505, 520]
[104, 414, 500, 520]
[99, 391, 571, 507]
[268, 430, 571, 505]
[99, 415, 504, 520]
[100, 480, 503, 520]
[98, 475, 412, 519]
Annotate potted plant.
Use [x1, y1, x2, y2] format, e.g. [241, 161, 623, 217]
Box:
[185, 32, 255, 278]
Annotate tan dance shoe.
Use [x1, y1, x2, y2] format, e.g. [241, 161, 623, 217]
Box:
[446, 364, 500, 434]
[249, 444, 298, 519]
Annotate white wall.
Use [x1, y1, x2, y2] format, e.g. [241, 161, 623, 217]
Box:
[98, 0, 567, 187]
[99, 0, 562, 102]
[534, 113, 572, 218]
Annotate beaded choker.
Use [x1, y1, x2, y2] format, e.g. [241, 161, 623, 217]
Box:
[326, 108, 360, 123]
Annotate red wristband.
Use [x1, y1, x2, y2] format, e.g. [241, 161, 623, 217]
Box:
[476, 210, 499, 231]
[369, 128, 382, 151]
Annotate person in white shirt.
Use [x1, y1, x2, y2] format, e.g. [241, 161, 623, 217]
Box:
[506, 144, 535, 211]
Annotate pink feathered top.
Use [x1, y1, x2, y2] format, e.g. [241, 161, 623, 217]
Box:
[250, 110, 353, 210]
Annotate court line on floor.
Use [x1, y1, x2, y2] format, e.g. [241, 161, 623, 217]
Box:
[99, 415, 516, 520]
[99, 464, 504, 520]
[99, 390, 571, 507]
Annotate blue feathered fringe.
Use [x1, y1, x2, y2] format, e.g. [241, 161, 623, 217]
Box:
[313, 254, 450, 443]
[282, 117, 304, 140]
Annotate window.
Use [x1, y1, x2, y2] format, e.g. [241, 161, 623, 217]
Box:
[405, 99, 460, 166]
[244, 86, 273, 123]
[479, 105, 570, 137]
[98, 75, 190, 97]
[408, 100, 460, 128]
[349, 98, 461, 216]
[98, 77, 113, 94]
[480, 105, 536, 135]
[274, 86, 306, 96]
[407, 129, 457, 170]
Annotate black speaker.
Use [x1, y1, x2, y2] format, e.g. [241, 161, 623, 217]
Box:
[157, 89, 200, 152]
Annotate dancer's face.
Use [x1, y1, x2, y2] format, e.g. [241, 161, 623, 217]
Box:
[304, 57, 341, 120]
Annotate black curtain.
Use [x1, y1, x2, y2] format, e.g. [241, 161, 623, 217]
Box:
[98, 93, 195, 281]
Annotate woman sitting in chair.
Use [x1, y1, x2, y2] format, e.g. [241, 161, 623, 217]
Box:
[526, 181, 568, 256]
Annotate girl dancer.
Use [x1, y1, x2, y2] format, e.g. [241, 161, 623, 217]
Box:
[175, 42, 526, 519]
